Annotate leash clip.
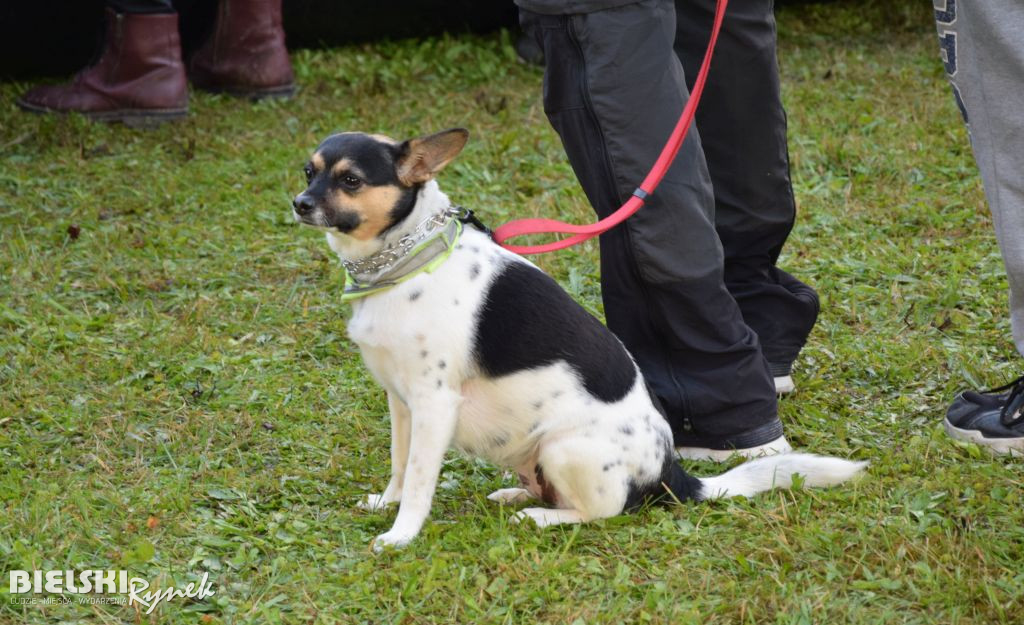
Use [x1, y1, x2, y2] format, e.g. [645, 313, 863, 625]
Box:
[449, 205, 493, 239]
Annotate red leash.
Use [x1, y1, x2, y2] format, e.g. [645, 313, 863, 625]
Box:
[492, 0, 729, 254]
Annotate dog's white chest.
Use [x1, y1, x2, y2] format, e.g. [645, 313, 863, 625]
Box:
[343, 235, 499, 401]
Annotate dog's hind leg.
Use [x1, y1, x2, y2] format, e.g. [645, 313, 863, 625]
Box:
[511, 436, 631, 527]
[359, 392, 410, 512]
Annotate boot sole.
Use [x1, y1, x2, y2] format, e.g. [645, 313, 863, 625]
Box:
[194, 83, 296, 100]
[17, 100, 187, 126]
[944, 418, 1024, 456]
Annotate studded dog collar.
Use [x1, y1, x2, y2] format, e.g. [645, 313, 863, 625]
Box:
[340, 206, 468, 302]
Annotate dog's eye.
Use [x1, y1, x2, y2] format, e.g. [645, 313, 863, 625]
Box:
[341, 174, 362, 190]
[303, 165, 314, 183]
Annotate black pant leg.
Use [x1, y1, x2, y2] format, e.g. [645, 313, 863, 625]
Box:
[674, 0, 818, 372]
[520, 0, 780, 443]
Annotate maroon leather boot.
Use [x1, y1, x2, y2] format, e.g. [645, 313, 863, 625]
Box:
[17, 9, 188, 124]
[189, 0, 295, 99]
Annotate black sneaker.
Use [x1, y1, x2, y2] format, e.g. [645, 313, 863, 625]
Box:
[944, 374, 1024, 456]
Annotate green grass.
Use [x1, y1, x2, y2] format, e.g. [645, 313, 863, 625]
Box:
[1, 1, 1022, 623]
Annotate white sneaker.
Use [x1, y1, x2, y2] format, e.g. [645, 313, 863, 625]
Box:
[774, 375, 795, 395]
[674, 418, 792, 462]
[676, 435, 793, 462]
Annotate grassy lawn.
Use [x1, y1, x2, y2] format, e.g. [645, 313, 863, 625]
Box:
[2, 0, 1022, 622]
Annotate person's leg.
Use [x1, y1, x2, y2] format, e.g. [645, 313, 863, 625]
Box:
[188, 0, 295, 98]
[673, 0, 818, 389]
[937, 0, 1024, 454]
[941, 1, 1024, 359]
[520, 0, 787, 457]
[17, 1, 186, 124]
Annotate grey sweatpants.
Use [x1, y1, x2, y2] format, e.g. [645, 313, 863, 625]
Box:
[934, 0, 1024, 358]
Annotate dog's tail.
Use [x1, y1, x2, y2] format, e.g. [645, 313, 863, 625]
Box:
[696, 453, 866, 500]
[663, 453, 866, 502]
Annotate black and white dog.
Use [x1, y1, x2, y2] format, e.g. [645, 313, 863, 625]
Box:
[292, 128, 866, 550]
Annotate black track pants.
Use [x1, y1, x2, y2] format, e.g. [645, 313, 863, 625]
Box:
[674, 0, 819, 374]
[520, 0, 781, 440]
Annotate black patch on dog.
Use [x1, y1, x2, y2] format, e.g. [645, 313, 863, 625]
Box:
[409, 290, 422, 301]
[469, 263, 481, 280]
[472, 262, 636, 403]
[534, 465, 559, 505]
[619, 425, 634, 436]
[602, 459, 623, 472]
[624, 440, 703, 510]
[315, 134, 401, 185]
[438, 360, 447, 370]
[328, 210, 362, 233]
[384, 186, 420, 234]
[308, 133, 421, 235]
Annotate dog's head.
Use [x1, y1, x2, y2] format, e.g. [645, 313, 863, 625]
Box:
[292, 128, 469, 240]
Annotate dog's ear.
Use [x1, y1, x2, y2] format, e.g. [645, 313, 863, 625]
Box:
[396, 128, 469, 186]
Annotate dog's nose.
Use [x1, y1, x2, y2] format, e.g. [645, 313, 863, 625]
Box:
[293, 194, 315, 215]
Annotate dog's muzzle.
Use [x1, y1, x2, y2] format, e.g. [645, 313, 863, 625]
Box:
[293, 193, 315, 217]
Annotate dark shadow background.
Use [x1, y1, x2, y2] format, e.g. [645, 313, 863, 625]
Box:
[0, 0, 520, 79]
[0, 0, 845, 79]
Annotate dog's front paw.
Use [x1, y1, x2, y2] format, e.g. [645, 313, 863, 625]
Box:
[358, 493, 397, 512]
[371, 530, 415, 552]
[487, 488, 534, 505]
